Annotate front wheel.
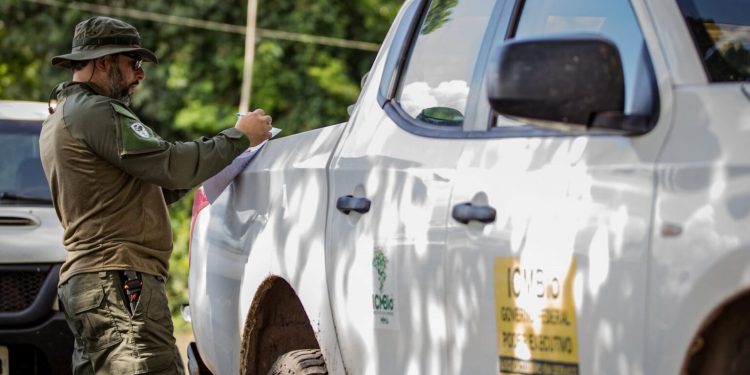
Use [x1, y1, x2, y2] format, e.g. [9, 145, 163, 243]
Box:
[267, 349, 327, 375]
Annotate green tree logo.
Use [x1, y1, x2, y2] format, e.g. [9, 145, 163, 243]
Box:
[373, 250, 389, 293]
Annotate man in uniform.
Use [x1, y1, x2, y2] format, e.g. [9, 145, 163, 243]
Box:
[40, 16, 272, 374]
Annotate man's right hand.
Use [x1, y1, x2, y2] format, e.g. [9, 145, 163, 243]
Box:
[235, 109, 273, 147]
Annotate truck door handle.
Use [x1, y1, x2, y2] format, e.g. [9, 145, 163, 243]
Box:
[336, 195, 371, 214]
[452, 202, 496, 224]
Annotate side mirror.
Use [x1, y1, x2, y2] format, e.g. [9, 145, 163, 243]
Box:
[487, 35, 634, 130]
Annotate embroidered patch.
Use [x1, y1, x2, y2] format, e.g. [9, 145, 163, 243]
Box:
[111, 101, 165, 156]
[130, 122, 151, 139]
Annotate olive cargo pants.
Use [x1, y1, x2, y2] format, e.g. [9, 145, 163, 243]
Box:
[58, 271, 184, 374]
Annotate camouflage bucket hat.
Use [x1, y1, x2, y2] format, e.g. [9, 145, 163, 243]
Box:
[52, 16, 158, 69]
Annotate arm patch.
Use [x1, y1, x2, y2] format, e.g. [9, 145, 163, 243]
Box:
[111, 102, 165, 156]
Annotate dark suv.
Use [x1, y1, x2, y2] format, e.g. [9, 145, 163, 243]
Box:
[0, 101, 72, 374]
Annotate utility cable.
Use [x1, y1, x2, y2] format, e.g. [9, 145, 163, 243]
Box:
[23, 0, 381, 51]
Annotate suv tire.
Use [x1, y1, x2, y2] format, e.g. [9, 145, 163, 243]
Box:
[267, 349, 327, 375]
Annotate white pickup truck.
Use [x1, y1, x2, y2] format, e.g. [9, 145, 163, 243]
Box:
[187, 0, 750, 373]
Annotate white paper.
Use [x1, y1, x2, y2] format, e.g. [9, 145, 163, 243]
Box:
[203, 127, 281, 203]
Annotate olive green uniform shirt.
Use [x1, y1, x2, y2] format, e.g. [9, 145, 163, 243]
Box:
[40, 82, 249, 284]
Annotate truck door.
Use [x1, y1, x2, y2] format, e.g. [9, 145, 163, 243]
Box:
[325, 0, 499, 373]
[445, 0, 671, 373]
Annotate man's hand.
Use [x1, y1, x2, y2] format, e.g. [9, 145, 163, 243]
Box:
[235, 109, 273, 147]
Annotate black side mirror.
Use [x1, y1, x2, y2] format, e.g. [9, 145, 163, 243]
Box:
[487, 34, 635, 130]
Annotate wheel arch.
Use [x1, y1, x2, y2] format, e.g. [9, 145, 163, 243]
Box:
[239, 275, 321, 375]
[680, 287, 750, 374]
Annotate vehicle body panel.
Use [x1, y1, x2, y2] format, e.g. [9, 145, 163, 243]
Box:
[189, 124, 346, 374]
[326, 86, 464, 375]
[0, 207, 65, 263]
[649, 85, 750, 374]
[187, 0, 750, 373]
[447, 132, 662, 375]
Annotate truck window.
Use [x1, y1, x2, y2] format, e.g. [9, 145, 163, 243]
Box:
[495, 0, 656, 128]
[677, 0, 750, 82]
[0, 120, 51, 204]
[395, 0, 495, 128]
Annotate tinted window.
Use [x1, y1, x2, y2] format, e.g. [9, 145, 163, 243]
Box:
[677, 0, 750, 82]
[395, 0, 495, 127]
[506, 0, 655, 123]
[0, 120, 51, 205]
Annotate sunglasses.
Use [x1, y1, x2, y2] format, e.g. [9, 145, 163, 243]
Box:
[117, 52, 143, 71]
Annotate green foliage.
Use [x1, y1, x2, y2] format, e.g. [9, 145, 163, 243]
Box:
[0, 0, 401, 135]
[421, 0, 458, 35]
[715, 42, 750, 81]
[1, 0, 402, 332]
[686, 17, 750, 82]
[168, 196, 194, 332]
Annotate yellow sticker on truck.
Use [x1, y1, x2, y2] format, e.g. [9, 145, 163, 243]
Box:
[494, 257, 579, 375]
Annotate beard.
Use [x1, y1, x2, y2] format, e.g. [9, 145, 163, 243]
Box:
[106, 65, 135, 106]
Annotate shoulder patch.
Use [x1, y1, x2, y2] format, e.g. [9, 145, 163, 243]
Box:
[129, 122, 151, 139]
[111, 102, 165, 156]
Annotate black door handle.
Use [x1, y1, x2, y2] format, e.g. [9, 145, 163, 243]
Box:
[452, 202, 496, 224]
[336, 195, 371, 214]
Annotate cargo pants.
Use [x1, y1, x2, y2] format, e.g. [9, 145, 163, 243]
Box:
[58, 271, 184, 374]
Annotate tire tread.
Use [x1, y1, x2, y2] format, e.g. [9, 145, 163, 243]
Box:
[267, 349, 327, 375]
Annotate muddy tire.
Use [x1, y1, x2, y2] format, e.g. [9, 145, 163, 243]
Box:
[267, 349, 327, 375]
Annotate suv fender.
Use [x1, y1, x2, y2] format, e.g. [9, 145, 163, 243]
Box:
[239, 276, 321, 375]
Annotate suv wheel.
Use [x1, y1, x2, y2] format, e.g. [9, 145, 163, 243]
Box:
[267, 349, 327, 375]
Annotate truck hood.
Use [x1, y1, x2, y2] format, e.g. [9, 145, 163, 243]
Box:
[0, 206, 65, 263]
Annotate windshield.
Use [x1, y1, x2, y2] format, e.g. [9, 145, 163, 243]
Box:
[677, 0, 750, 82]
[0, 119, 52, 205]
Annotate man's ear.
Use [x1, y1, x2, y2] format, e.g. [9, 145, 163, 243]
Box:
[93, 56, 111, 72]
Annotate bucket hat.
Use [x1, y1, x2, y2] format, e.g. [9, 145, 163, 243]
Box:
[52, 16, 158, 69]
